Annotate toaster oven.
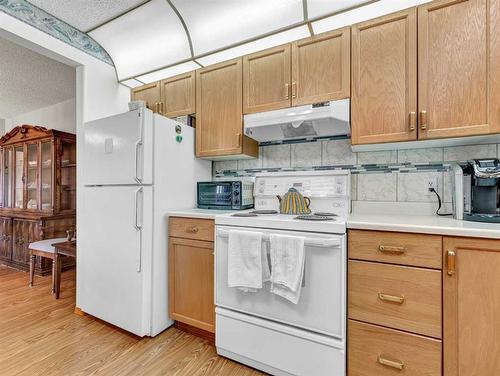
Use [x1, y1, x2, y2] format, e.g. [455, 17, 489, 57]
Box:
[197, 181, 254, 210]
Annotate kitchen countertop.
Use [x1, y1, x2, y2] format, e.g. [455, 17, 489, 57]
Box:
[348, 213, 500, 239]
[167, 208, 238, 220]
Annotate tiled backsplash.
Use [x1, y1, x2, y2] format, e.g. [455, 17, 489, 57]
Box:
[213, 139, 500, 205]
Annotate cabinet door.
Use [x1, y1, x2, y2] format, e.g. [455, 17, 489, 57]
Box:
[291, 27, 350, 106]
[131, 82, 161, 113]
[160, 71, 195, 118]
[169, 237, 214, 333]
[418, 0, 500, 139]
[351, 9, 417, 145]
[0, 217, 12, 261]
[243, 44, 291, 114]
[443, 237, 500, 375]
[12, 219, 39, 265]
[196, 58, 257, 158]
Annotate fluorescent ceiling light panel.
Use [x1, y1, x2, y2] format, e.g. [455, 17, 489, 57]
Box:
[312, 0, 433, 34]
[90, 0, 191, 80]
[173, 0, 304, 55]
[121, 79, 144, 88]
[307, 0, 373, 19]
[197, 25, 310, 67]
[136, 61, 201, 83]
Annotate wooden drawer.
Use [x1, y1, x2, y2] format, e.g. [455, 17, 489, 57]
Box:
[349, 260, 442, 338]
[169, 217, 214, 242]
[348, 230, 442, 269]
[348, 320, 442, 376]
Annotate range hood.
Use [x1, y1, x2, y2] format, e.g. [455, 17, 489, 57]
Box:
[243, 99, 350, 143]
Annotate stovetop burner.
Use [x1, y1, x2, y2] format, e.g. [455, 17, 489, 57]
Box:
[250, 210, 278, 215]
[294, 215, 335, 221]
[231, 212, 258, 217]
[314, 212, 338, 217]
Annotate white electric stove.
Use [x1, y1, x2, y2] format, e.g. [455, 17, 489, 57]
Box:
[215, 170, 350, 376]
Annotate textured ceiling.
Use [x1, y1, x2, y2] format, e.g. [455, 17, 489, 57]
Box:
[27, 0, 148, 32]
[0, 35, 76, 119]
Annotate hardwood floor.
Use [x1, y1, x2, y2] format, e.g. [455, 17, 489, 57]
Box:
[0, 266, 266, 376]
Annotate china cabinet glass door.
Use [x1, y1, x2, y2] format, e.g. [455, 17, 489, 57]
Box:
[3, 148, 13, 208]
[41, 142, 53, 210]
[14, 147, 24, 209]
[27, 143, 38, 210]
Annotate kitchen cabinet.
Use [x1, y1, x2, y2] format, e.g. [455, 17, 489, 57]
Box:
[418, 0, 500, 139]
[160, 71, 195, 118]
[443, 236, 500, 375]
[291, 27, 350, 106]
[0, 125, 76, 274]
[168, 217, 215, 334]
[196, 58, 258, 159]
[243, 44, 291, 114]
[131, 81, 162, 113]
[351, 8, 417, 145]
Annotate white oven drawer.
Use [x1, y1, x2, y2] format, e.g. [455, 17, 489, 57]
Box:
[215, 225, 346, 338]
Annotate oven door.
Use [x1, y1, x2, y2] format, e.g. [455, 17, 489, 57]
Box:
[197, 182, 233, 209]
[215, 225, 346, 339]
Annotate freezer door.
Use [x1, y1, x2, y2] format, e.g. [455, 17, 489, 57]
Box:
[79, 186, 153, 336]
[83, 109, 153, 185]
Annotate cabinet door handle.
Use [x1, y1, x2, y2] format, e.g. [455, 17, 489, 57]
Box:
[378, 293, 405, 304]
[447, 250, 456, 276]
[378, 245, 406, 254]
[236, 133, 242, 148]
[420, 110, 427, 130]
[378, 355, 405, 370]
[291, 82, 297, 99]
[409, 111, 416, 131]
[284, 83, 290, 100]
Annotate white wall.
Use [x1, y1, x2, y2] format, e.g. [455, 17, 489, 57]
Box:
[0, 119, 5, 135]
[0, 13, 130, 307]
[4, 98, 76, 134]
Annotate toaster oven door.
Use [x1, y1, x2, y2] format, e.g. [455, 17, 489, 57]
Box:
[198, 182, 234, 209]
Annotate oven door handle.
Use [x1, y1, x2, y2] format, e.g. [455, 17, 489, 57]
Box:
[216, 229, 341, 248]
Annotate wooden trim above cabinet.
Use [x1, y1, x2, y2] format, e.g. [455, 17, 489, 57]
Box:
[243, 44, 291, 114]
[291, 27, 350, 106]
[160, 71, 196, 118]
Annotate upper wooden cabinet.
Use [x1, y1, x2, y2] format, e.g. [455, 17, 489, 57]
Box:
[196, 58, 258, 159]
[242, 28, 350, 114]
[351, 8, 417, 145]
[418, 0, 500, 139]
[131, 82, 161, 113]
[443, 236, 500, 376]
[291, 27, 350, 106]
[160, 71, 196, 118]
[243, 44, 291, 114]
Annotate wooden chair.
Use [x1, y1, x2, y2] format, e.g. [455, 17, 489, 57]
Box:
[28, 238, 67, 294]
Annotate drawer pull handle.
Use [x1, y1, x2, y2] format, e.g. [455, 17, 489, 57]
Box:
[187, 226, 199, 234]
[378, 293, 405, 304]
[447, 250, 456, 276]
[378, 245, 406, 254]
[378, 355, 405, 370]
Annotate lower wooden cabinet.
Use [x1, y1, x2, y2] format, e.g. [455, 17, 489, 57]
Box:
[348, 320, 442, 376]
[0, 216, 12, 261]
[443, 237, 500, 376]
[168, 217, 215, 333]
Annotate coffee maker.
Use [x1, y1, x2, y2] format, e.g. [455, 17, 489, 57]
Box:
[452, 159, 500, 223]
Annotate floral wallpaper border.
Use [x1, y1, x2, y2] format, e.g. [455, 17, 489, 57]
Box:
[0, 0, 113, 65]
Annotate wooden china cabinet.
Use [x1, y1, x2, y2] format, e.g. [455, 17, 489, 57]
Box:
[0, 125, 76, 275]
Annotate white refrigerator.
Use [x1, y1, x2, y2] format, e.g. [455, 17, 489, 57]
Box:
[79, 108, 211, 337]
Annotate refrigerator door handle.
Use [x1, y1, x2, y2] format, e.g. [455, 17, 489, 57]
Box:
[134, 140, 143, 183]
[134, 187, 143, 272]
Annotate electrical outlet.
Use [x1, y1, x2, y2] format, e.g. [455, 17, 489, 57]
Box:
[424, 177, 439, 196]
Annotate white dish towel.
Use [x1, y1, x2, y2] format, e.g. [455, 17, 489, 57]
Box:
[269, 234, 306, 304]
[228, 230, 269, 292]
